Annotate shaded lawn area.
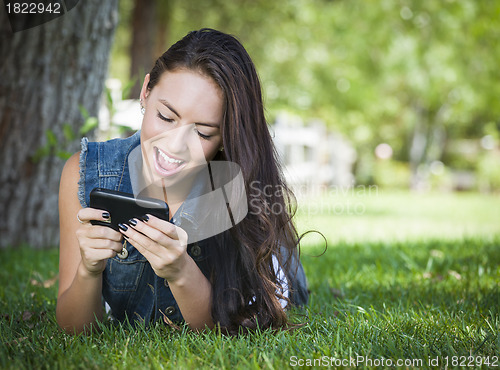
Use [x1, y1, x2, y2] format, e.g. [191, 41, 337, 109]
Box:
[0, 190, 499, 368]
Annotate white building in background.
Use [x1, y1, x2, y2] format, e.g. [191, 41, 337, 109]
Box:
[97, 79, 142, 141]
[272, 112, 356, 195]
[98, 81, 357, 194]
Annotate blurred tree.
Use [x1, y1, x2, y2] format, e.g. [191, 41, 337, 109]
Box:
[128, 0, 156, 98]
[110, 0, 500, 187]
[128, 0, 173, 98]
[0, 1, 119, 248]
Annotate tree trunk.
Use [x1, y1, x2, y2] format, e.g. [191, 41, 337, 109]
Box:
[128, 0, 157, 99]
[409, 105, 429, 190]
[409, 103, 449, 190]
[128, 0, 173, 99]
[0, 1, 119, 248]
[153, 0, 173, 59]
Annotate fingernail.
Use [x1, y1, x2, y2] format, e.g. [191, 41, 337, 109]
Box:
[141, 215, 149, 222]
[128, 218, 137, 226]
[118, 223, 128, 232]
[102, 212, 110, 219]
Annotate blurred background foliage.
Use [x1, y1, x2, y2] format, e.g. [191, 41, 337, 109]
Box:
[108, 0, 500, 191]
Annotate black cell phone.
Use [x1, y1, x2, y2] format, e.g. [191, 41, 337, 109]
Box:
[89, 188, 170, 231]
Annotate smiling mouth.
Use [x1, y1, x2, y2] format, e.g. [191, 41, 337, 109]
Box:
[154, 146, 186, 176]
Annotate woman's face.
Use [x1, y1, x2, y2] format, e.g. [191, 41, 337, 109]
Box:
[139, 69, 224, 190]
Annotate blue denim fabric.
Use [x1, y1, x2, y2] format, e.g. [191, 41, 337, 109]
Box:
[78, 131, 308, 326]
[79, 131, 192, 324]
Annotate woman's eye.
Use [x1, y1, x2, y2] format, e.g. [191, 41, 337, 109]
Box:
[197, 131, 211, 140]
[157, 112, 174, 123]
[195, 128, 211, 140]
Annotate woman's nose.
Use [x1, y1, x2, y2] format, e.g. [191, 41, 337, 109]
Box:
[167, 124, 192, 153]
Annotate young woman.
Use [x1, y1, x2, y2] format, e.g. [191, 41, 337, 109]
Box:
[57, 28, 308, 335]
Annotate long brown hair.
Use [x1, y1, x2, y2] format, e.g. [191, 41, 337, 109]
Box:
[147, 29, 300, 334]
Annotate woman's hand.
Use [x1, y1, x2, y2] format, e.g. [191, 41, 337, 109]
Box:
[118, 215, 189, 282]
[118, 215, 213, 329]
[75, 208, 124, 275]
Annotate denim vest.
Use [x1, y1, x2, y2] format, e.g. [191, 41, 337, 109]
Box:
[78, 131, 308, 326]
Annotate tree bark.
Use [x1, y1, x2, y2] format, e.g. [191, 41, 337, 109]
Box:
[153, 0, 173, 60]
[0, 1, 119, 248]
[128, 0, 157, 99]
[128, 0, 173, 99]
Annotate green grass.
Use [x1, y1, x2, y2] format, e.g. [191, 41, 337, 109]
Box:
[296, 189, 500, 244]
[1, 191, 499, 369]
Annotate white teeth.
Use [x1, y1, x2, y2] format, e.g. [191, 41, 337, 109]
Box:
[157, 148, 183, 164]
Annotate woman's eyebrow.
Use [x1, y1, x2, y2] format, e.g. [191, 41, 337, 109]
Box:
[159, 99, 220, 128]
[195, 122, 220, 128]
[159, 99, 181, 118]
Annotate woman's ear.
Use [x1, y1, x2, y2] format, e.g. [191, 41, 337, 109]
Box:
[140, 74, 151, 102]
